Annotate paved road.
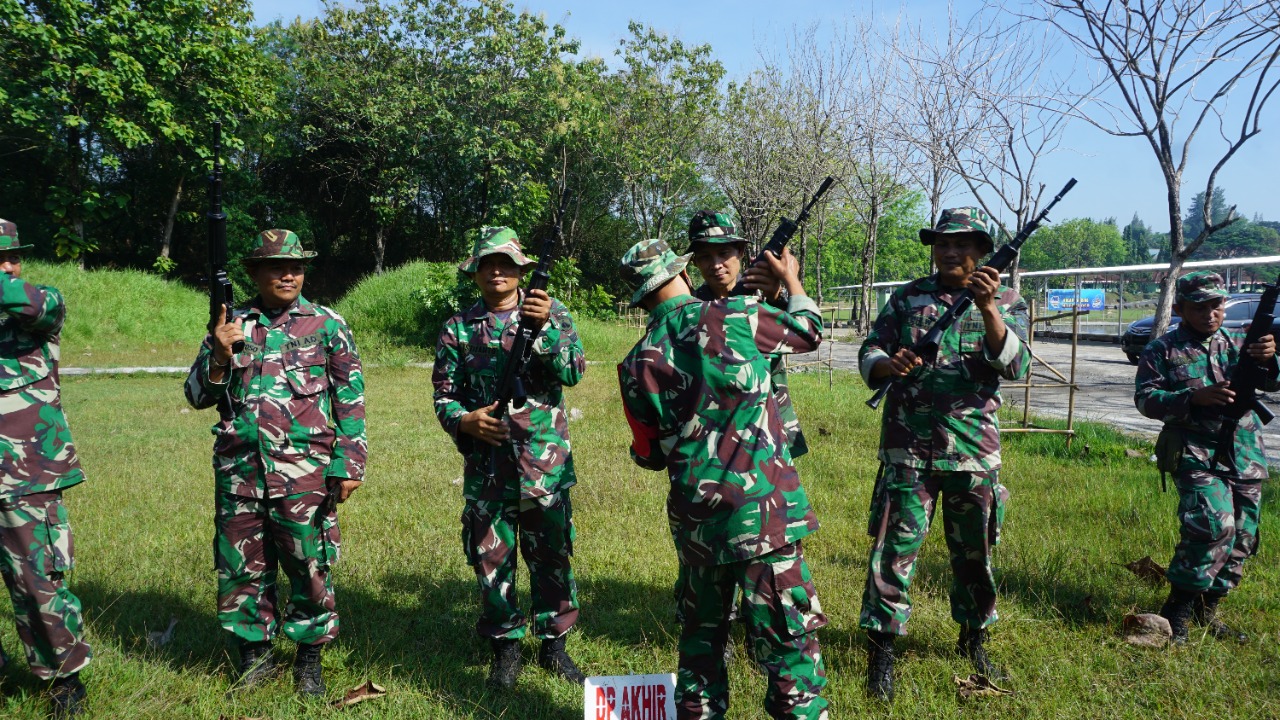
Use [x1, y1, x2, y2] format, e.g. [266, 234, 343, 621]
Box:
[790, 333, 1280, 465]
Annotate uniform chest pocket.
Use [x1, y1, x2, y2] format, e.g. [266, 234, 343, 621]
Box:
[285, 343, 330, 396]
[957, 330, 998, 383]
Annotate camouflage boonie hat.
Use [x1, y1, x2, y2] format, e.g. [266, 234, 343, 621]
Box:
[240, 229, 317, 266]
[0, 219, 32, 251]
[687, 209, 747, 248]
[919, 207, 995, 254]
[458, 226, 535, 274]
[621, 238, 692, 308]
[1176, 271, 1229, 303]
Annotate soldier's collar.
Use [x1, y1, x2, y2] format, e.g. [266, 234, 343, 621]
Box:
[648, 295, 698, 323]
[917, 274, 941, 292]
[245, 295, 315, 319]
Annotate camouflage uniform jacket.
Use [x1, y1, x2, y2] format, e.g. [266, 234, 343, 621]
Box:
[859, 275, 1030, 471]
[0, 274, 83, 499]
[693, 283, 807, 457]
[433, 291, 585, 501]
[185, 295, 367, 499]
[618, 294, 823, 567]
[1135, 325, 1280, 480]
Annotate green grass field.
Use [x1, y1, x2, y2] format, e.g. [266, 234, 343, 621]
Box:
[2, 320, 1279, 719]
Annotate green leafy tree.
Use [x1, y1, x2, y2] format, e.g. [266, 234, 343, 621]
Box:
[601, 22, 725, 241]
[1019, 217, 1126, 272]
[0, 0, 270, 261]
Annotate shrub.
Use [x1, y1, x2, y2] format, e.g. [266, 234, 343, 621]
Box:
[334, 261, 476, 362]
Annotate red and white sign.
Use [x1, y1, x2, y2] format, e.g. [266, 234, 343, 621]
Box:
[584, 673, 676, 720]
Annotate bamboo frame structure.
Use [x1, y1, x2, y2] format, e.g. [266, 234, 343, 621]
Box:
[1002, 299, 1082, 449]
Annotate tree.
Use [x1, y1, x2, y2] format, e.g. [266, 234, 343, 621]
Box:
[1019, 217, 1126, 272]
[946, 14, 1070, 293]
[600, 22, 725, 241]
[0, 0, 270, 262]
[1184, 186, 1230, 241]
[1122, 213, 1156, 264]
[1031, 0, 1280, 338]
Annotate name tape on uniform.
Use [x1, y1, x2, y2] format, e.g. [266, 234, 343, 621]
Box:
[583, 673, 675, 720]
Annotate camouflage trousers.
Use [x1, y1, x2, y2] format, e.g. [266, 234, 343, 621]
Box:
[860, 466, 1007, 635]
[0, 491, 91, 679]
[676, 542, 828, 720]
[215, 489, 340, 645]
[1167, 470, 1261, 595]
[461, 491, 578, 640]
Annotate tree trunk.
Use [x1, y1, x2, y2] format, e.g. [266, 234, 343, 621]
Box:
[160, 176, 184, 260]
[1152, 181, 1184, 339]
[374, 226, 386, 275]
[857, 199, 881, 335]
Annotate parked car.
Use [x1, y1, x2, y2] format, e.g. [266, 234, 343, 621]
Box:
[1121, 293, 1280, 365]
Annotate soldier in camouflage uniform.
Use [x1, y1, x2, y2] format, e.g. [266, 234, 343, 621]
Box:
[1135, 271, 1277, 645]
[0, 219, 90, 718]
[185, 230, 367, 698]
[618, 238, 828, 720]
[433, 226, 587, 690]
[679, 211, 809, 655]
[857, 208, 1030, 700]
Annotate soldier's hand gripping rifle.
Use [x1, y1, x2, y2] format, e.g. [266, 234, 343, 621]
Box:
[208, 121, 243, 421]
[483, 190, 573, 482]
[731, 176, 835, 296]
[866, 178, 1077, 410]
[1211, 275, 1280, 470]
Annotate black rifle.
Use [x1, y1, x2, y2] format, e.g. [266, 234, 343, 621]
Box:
[866, 178, 1077, 410]
[1211, 275, 1280, 470]
[208, 121, 242, 421]
[484, 190, 572, 482]
[731, 176, 835, 296]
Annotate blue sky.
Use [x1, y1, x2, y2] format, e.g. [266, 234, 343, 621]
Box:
[251, 0, 1276, 234]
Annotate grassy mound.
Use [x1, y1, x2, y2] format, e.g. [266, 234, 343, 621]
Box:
[334, 260, 477, 365]
[21, 261, 207, 366]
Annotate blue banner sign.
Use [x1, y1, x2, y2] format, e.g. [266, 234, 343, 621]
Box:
[1046, 288, 1105, 311]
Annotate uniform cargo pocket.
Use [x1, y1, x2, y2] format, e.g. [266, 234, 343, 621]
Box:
[768, 553, 828, 641]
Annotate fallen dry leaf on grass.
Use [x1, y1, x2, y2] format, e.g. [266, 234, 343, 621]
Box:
[1124, 448, 1145, 458]
[1122, 613, 1172, 647]
[953, 674, 1013, 700]
[1122, 556, 1168, 585]
[332, 680, 387, 708]
[147, 616, 178, 648]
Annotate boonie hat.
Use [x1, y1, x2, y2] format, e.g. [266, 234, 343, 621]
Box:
[919, 207, 995, 254]
[0, 219, 32, 252]
[241, 229, 317, 266]
[687, 210, 747, 248]
[458, 226, 535, 274]
[1176, 271, 1229, 304]
[620, 238, 692, 308]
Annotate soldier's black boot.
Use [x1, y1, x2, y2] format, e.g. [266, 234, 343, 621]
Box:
[488, 639, 523, 690]
[49, 673, 86, 719]
[865, 631, 896, 701]
[1195, 592, 1248, 643]
[293, 643, 325, 698]
[1159, 587, 1197, 645]
[957, 626, 1006, 680]
[538, 635, 586, 685]
[234, 640, 277, 689]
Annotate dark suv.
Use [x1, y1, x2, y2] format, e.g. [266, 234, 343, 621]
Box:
[1121, 294, 1279, 364]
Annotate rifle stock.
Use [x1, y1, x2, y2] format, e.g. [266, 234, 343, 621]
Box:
[866, 178, 1077, 410]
